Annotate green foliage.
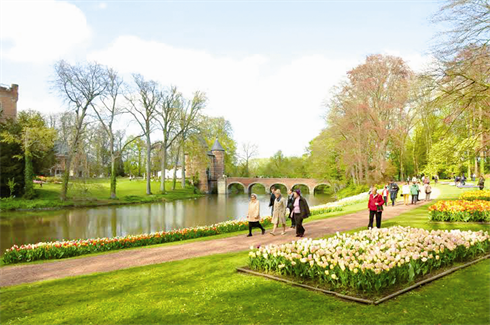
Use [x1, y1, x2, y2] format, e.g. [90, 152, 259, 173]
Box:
[249, 151, 309, 178]
[7, 178, 17, 198]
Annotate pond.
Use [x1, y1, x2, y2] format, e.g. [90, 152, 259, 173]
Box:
[0, 193, 334, 254]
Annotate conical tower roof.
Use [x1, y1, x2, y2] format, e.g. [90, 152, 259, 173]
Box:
[211, 139, 225, 151]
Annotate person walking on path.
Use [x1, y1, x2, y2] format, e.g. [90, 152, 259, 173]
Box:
[425, 183, 432, 201]
[478, 176, 485, 190]
[389, 180, 399, 206]
[410, 182, 419, 204]
[402, 182, 410, 205]
[268, 186, 276, 215]
[287, 189, 296, 228]
[382, 185, 389, 207]
[246, 193, 265, 237]
[270, 189, 287, 236]
[368, 187, 384, 229]
[292, 189, 310, 238]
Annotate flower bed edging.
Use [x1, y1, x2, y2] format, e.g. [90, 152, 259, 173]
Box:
[237, 254, 490, 305]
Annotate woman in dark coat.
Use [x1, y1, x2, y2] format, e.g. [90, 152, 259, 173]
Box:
[287, 189, 296, 228]
[368, 187, 385, 229]
[291, 189, 310, 237]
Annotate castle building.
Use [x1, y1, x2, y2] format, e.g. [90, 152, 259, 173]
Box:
[185, 139, 225, 193]
[0, 84, 19, 122]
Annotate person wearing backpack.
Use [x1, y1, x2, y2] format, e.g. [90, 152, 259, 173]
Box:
[425, 183, 432, 201]
[389, 180, 399, 206]
[410, 182, 419, 204]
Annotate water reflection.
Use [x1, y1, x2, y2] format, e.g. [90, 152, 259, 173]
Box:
[0, 193, 333, 254]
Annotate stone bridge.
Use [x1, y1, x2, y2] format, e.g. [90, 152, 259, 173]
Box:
[217, 177, 330, 194]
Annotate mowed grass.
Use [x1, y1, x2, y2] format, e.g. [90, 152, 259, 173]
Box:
[0, 184, 489, 324]
[0, 178, 202, 212]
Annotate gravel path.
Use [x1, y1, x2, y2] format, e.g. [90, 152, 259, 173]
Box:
[0, 198, 435, 287]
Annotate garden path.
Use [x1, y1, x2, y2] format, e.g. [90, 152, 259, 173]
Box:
[0, 191, 439, 287]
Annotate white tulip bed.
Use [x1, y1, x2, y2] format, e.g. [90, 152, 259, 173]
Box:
[248, 226, 490, 292]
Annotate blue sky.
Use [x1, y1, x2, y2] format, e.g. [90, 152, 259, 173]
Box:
[1, 0, 442, 157]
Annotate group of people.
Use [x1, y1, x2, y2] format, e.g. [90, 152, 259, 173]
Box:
[247, 175, 486, 238]
[246, 186, 310, 238]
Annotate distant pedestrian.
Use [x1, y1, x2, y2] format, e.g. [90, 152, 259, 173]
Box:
[472, 173, 476, 182]
[292, 189, 310, 238]
[461, 174, 467, 186]
[270, 189, 287, 236]
[268, 186, 276, 215]
[478, 176, 485, 190]
[410, 182, 419, 204]
[425, 184, 432, 201]
[287, 189, 296, 228]
[382, 186, 389, 207]
[402, 182, 410, 205]
[389, 180, 399, 206]
[434, 175, 438, 184]
[246, 193, 265, 237]
[368, 187, 384, 229]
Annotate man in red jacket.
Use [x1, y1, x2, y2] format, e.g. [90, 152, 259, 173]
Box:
[368, 187, 385, 229]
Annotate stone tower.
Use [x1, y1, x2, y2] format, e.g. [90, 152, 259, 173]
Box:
[210, 139, 225, 179]
[0, 84, 18, 122]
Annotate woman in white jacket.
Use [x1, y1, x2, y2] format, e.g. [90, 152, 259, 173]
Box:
[246, 194, 265, 237]
[402, 182, 411, 205]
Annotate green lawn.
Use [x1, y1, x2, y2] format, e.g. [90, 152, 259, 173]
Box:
[0, 184, 489, 324]
[0, 178, 202, 212]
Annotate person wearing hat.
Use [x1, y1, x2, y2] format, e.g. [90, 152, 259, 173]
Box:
[270, 189, 287, 235]
[292, 189, 310, 237]
[247, 193, 265, 237]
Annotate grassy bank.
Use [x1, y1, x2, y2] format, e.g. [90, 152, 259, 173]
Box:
[0, 178, 202, 212]
[0, 184, 489, 324]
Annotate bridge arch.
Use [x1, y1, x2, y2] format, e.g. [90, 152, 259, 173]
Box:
[291, 183, 313, 195]
[270, 183, 288, 194]
[313, 183, 332, 194]
[227, 182, 246, 194]
[247, 182, 267, 194]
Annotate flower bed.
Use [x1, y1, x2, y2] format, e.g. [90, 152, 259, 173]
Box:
[428, 200, 490, 222]
[310, 192, 368, 214]
[248, 227, 490, 292]
[459, 190, 490, 201]
[2, 193, 360, 265]
[3, 217, 275, 264]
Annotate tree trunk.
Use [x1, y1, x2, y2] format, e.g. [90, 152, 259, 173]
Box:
[110, 136, 117, 199]
[181, 138, 186, 189]
[145, 135, 152, 195]
[160, 139, 167, 193]
[172, 144, 181, 191]
[61, 155, 72, 200]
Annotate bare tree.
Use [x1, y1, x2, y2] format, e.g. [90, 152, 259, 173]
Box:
[53, 60, 108, 200]
[239, 142, 258, 176]
[178, 91, 207, 188]
[155, 86, 182, 193]
[124, 74, 161, 195]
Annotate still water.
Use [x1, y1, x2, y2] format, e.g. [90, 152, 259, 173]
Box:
[0, 194, 333, 253]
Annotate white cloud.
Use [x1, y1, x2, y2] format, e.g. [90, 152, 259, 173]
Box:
[0, 0, 91, 63]
[88, 36, 359, 157]
[383, 49, 435, 73]
[97, 2, 108, 10]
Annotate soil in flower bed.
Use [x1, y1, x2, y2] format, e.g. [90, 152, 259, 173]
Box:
[238, 254, 490, 302]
